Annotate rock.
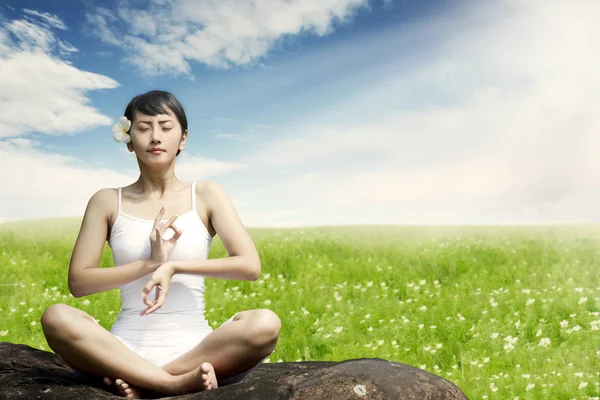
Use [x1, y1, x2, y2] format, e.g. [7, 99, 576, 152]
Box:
[0, 342, 468, 399]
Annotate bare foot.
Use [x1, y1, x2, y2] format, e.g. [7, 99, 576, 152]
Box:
[197, 362, 218, 391]
[104, 376, 143, 399]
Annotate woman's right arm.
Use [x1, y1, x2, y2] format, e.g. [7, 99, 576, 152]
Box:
[68, 189, 160, 298]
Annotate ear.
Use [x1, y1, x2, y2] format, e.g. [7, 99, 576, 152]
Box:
[179, 129, 188, 150]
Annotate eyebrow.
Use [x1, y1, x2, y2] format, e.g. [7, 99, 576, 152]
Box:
[137, 120, 173, 124]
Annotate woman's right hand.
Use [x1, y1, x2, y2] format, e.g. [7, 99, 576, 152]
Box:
[148, 206, 183, 268]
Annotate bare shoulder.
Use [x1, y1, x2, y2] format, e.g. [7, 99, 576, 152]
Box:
[88, 188, 114, 214]
[195, 180, 230, 216]
[88, 188, 119, 238]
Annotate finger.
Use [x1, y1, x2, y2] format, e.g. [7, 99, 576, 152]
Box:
[169, 226, 183, 244]
[144, 295, 155, 307]
[141, 282, 155, 302]
[143, 294, 165, 315]
[143, 286, 167, 315]
[160, 215, 178, 235]
[153, 205, 165, 229]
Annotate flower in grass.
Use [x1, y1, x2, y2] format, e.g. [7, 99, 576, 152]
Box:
[536, 329, 542, 337]
[525, 383, 535, 391]
[82, 299, 90, 306]
[334, 326, 343, 333]
[526, 298, 535, 306]
[560, 320, 569, 328]
[578, 381, 588, 390]
[578, 296, 588, 304]
[490, 332, 499, 339]
[538, 338, 551, 347]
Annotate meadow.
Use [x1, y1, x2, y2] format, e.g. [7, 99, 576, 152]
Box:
[1, 217, 599, 399]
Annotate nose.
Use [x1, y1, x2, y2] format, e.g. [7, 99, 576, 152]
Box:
[150, 124, 161, 142]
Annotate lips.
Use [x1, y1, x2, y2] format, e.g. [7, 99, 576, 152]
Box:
[148, 149, 165, 152]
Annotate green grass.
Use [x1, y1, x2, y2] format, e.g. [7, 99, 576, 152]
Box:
[1, 218, 599, 399]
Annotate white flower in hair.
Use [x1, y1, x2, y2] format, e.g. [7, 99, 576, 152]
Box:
[112, 116, 132, 143]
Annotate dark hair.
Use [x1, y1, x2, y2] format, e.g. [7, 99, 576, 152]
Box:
[124, 90, 188, 157]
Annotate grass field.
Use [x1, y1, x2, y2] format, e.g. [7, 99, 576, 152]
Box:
[1, 217, 599, 399]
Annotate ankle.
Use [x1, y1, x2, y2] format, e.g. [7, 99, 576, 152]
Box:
[157, 374, 179, 395]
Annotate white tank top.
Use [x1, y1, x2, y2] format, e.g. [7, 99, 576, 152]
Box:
[108, 182, 213, 320]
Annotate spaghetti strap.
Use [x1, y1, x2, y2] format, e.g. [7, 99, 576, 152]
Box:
[117, 187, 122, 215]
[191, 182, 196, 212]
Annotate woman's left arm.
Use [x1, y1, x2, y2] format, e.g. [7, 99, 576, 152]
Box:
[172, 182, 261, 280]
[169, 256, 258, 280]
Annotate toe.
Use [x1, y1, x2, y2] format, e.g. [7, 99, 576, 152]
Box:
[201, 362, 212, 373]
[115, 379, 123, 385]
[103, 377, 112, 385]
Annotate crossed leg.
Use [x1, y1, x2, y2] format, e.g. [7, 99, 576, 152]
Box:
[40, 304, 281, 398]
[106, 308, 281, 397]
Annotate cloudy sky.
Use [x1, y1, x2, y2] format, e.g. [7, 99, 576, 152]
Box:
[1, 0, 598, 227]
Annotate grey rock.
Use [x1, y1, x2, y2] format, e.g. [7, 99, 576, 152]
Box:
[0, 342, 468, 399]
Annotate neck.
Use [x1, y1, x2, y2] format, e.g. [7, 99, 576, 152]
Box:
[132, 175, 186, 199]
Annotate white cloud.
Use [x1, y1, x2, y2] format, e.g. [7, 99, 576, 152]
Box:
[85, 0, 369, 77]
[22, 9, 67, 30]
[175, 153, 249, 178]
[0, 140, 252, 223]
[0, 140, 132, 222]
[242, 0, 600, 225]
[0, 8, 248, 224]
[0, 10, 119, 139]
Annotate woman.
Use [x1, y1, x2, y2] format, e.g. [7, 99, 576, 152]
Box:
[40, 90, 281, 398]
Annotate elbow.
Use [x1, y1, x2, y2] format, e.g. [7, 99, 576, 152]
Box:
[247, 261, 261, 281]
[68, 285, 81, 298]
[68, 280, 84, 298]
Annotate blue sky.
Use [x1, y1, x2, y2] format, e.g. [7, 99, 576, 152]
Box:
[1, 0, 599, 227]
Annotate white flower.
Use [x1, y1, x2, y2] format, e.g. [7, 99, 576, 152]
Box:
[560, 320, 569, 328]
[525, 298, 535, 306]
[538, 337, 551, 347]
[525, 383, 535, 391]
[112, 116, 132, 143]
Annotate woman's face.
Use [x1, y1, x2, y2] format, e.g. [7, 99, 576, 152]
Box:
[127, 107, 186, 162]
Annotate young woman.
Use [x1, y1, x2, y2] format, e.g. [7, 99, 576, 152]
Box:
[40, 90, 281, 398]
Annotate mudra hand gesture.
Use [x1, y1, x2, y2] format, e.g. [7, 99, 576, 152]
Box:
[140, 263, 175, 316]
[140, 205, 182, 316]
[149, 205, 183, 266]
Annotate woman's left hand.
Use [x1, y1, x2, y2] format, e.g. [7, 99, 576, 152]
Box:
[140, 262, 175, 316]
